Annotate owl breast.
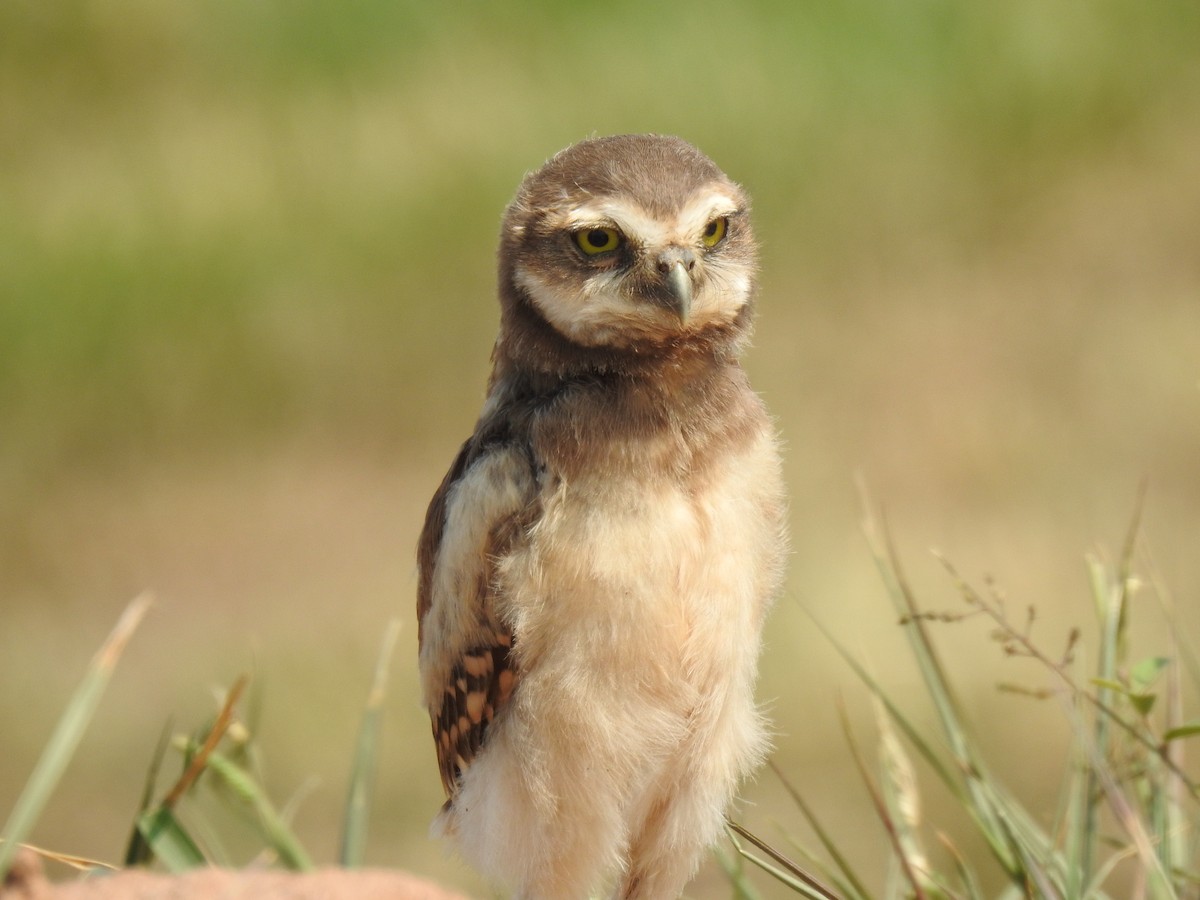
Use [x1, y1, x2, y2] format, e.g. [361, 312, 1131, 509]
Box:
[493, 389, 785, 766]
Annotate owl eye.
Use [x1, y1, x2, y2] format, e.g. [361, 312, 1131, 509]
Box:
[574, 227, 622, 256]
[702, 216, 728, 248]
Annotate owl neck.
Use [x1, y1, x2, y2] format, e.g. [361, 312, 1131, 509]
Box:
[492, 282, 754, 390]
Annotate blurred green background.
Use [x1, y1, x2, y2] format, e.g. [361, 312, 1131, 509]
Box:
[2, 0, 1199, 896]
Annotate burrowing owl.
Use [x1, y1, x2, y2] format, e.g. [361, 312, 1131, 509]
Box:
[417, 134, 786, 899]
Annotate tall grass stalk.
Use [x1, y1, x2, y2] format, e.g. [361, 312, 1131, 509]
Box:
[339, 617, 402, 867]
[728, 497, 1200, 898]
[0, 594, 152, 880]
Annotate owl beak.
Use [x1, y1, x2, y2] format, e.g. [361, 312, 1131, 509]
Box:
[656, 248, 695, 322]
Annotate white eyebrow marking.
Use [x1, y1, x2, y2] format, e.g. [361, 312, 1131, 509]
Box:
[563, 188, 740, 247]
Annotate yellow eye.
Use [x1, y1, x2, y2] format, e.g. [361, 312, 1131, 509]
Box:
[702, 216, 728, 248]
[574, 227, 621, 255]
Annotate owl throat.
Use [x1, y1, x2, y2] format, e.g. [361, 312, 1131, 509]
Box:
[494, 268, 754, 389]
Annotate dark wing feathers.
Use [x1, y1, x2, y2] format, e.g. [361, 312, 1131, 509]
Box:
[434, 634, 516, 796]
[417, 422, 535, 798]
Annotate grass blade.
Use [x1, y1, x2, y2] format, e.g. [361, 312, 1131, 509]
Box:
[128, 677, 246, 870]
[201, 748, 314, 871]
[865, 519, 1017, 875]
[812, 567, 1046, 883]
[874, 699, 934, 895]
[714, 842, 767, 900]
[340, 618, 402, 867]
[0, 593, 152, 881]
[163, 676, 248, 810]
[1084, 553, 1121, 886]
[865, 505, 1074, 893]
[768, 759, 874, 900]
[935, 830, 985, 900]
[1081, 485, 1147, 885]
[801, 608, 964, 804]
[135, 806, 206, 871]
[124, 718, 175, 866]
[777, 829, 868, 900]
[726, 822, 846, 900]
[1062, 733, 1088, 900]
[7, 842, 117, 874]
[836, 697, 929, 900]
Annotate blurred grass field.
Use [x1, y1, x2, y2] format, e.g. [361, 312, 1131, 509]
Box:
[2, 1, 1199, 896]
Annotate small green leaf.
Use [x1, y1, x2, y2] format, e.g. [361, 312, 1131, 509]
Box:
[1164, 723, 1200, 742]
[1129, 692, 1157, 717]
[1130, 656, 1170, 693]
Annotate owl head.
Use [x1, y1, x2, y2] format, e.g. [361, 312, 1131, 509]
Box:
[495, 134, 758, 375]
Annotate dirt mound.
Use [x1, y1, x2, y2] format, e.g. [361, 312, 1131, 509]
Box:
[2, 849, 470, 900]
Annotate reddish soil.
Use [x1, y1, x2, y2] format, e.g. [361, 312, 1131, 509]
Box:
[2, 849, 470, 900]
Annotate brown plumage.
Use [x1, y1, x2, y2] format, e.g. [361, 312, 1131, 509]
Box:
[417, 134, 786, 899]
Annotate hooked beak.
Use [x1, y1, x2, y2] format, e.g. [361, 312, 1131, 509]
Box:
[656, 247, 695, 322]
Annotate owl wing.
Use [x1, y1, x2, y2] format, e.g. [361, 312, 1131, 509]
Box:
[417, 426, 536, 798]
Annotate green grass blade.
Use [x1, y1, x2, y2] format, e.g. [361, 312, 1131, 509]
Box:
[974, 784, 1065, 898]
[340, 617, 402, 868]
[0, 593, 152, 881]
[935, 830, 986, 900]
[768, 760, 874, 900]
[806, 596, 1043, 880]
[884, 549, 1018, 873]
[725, 823, 845, 900]
[733, 848, 831, 898]
[867, 509, 1073, 892]
[202, 749, 314, 872]
[1085, 554, 1120, 886]
[1164, 622, 1187, 892]
[714, 843, 767, 900]
[801, 608, 964, 803]
[1148, 551, 1200, 693]
[836, 698, 930, 900]
[124, 718, 176, 866]
[776, 828, 869, 900]
[1062, 734, 1088, 900]
[135, 807, 207, 871]
[874, 701, 937, 896]
[1079, 488, 1147, 887]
